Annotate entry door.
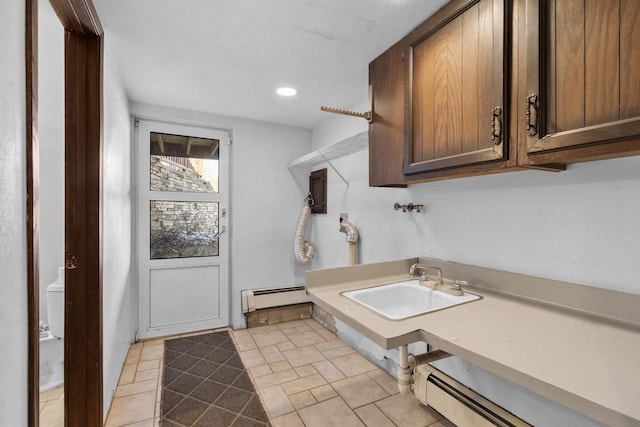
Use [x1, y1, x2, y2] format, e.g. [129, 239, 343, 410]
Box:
[136, 120, 229, 339]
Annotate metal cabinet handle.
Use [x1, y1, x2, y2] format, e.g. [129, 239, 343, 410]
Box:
[212, 226, 226, 242]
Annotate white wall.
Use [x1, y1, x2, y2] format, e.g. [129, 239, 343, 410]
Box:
[0, 1, 28, 425]
[129, 102, 312, 329]
[102, 39, 135, 417]
[309, 97, 640, 426]
[38, 0, 65, 324]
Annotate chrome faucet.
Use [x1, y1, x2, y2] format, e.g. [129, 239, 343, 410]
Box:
[409, 263, 465, 296]
[409, 263, 443, 287]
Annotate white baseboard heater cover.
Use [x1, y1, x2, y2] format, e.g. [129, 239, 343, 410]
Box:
[414, 364, 532, 427]
[241, 285, 310, 313]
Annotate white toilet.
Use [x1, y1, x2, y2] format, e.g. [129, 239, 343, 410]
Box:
[40, 266, 65, 392]
[46, 266, 65, 339]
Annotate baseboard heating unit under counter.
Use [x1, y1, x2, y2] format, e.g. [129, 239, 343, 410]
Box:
[414, 364, 532, 427]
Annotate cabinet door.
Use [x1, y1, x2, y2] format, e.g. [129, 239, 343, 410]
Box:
[523, 0, 640, 160]
[369, 41, 407, 187]
[404, 0, 507, 175]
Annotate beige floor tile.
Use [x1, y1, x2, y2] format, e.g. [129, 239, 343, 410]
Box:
[276, 341, 296, 351]
[367, 369, 400, 395]
[232, 327, 250, 335]
[124, 346, 142, 365]
[288, 331, 326, 347]
[259, 385, 295, 418]
[354, 403, 396, 427]
[260, 344, 286, 363]
[252, 330, 290, 347]
[119, 419, 154, 427]
[298, 397, 365, 427]
[313, 360, 346, 382]
[279, 326, 299, 336]
[135, 368, 159, 383]
[294, 365, 317, 377]
[114, 379, 157, 398]
[142, 338, 164, 347]
[249, 364, 273, 377]
[314, 339, 346, 352]
[304, 319, 324, 330]
[270, 360, 293, 373]
[375, 393, 437, 427]
[250, 324, 282, 335]
[139, 344, 164, 361]
[136, 359, 160, 372]
[273, 411, 306, 427]
[281, 373, 327, 396]
[332, 373, 390, 409]
[118, 364, 137, 385]
[40, 399, 63, 427]
[239, 348, 267, 368]
[282, 346, 326, 367]
[277, 319, 308, 329]
[40, 386, 64, 402]
[322, 345, 356, 359]
[254, 369, 299, 389]
[288, 390, 317, 410]
[39, 402, 46, 411]
[105, 390, 156, 427]
[330, 352, 377, 377]
[316, 328, 338, 341]
[234, 333, 257, 351]
[310, 384, 338, 402]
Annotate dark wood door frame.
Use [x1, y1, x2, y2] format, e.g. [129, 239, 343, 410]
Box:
[26, 0, 104, 426]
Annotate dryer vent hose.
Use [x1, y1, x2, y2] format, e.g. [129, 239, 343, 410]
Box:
[294, 196, 315, 265]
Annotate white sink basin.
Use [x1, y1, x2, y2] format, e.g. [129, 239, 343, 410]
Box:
[342, 280, 480, 320]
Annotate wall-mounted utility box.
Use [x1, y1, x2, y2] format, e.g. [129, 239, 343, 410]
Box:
[309, 168, 327, 214]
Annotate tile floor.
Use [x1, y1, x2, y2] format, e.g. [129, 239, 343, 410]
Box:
[103, 318, 453, 427]
[40, 386, 64, 427]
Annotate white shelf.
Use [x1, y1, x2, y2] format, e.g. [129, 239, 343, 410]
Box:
[288, 131, 368, 169]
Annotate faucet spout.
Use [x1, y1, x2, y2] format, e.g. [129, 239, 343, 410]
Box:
[409, 263, 443, 285]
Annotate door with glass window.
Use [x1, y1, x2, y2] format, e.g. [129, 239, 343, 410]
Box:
[136, 120, 229, 339]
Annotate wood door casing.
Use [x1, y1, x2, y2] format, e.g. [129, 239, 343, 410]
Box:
[524, 0, 640, 159]
[404, 0, 507, 174]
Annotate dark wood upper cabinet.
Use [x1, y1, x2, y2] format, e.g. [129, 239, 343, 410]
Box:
[520, 0, 640, 164]
[369, 40, 407, 187]
[404, 0, 508, 175]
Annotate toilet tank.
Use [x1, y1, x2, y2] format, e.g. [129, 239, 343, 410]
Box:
[46, 267, 65, 338]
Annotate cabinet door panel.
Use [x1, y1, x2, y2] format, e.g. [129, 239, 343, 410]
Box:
[404, 0, 506, 174]
[526, 0, 640, 156]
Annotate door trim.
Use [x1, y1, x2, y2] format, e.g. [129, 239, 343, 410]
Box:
[26, 0, 104, 426]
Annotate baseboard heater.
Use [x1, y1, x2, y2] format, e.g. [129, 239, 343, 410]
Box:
[241, 285, 310, 313]
[414, 364, 532, 427]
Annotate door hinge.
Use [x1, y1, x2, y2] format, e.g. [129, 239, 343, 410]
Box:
[134, 118, 140, 128]
[525, 94, 538, 136]
[228, 134, 233, 145]
[491, 107, 503, 145]
[65, 253, 78, 270]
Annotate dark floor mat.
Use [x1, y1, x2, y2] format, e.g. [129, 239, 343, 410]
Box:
[161, 330, 270, 427]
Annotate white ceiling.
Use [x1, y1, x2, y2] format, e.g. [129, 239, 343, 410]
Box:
[94, 0, 448, 129]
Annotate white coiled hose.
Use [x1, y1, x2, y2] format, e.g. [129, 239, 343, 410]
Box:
[294, 196, 315, 265]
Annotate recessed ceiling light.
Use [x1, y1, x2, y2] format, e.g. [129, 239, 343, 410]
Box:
[277, 87, 297, 97]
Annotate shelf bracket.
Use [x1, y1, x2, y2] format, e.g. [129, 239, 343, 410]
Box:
[320, 153, 349, 187]
[320, 85, 373, 123]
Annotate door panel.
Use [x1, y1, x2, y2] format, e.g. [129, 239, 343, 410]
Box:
[136, 120, 229, 339]
[149, 265, 221, 328]
[525, 0, 640, 157]
[404, 0, 506, 174]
